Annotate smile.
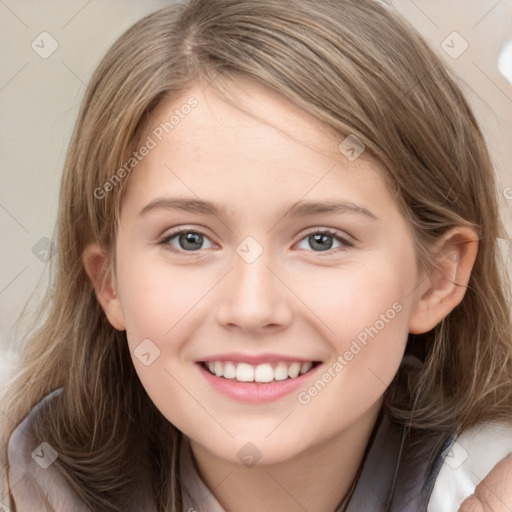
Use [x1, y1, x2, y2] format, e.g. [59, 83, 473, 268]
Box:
[196, 357, 322, 403]
[202, 360, 318, 383]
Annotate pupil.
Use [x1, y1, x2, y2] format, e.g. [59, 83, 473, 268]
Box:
[181, 232, 202, 250]
[310, 233, 332, 251]
[177, 232, 334, 251]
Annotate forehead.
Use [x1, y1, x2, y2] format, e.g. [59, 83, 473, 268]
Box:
[121, 80, 395, 221]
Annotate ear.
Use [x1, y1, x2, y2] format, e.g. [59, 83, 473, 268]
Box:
[83, 243, 126, 331]
[409, 227, 478, 334]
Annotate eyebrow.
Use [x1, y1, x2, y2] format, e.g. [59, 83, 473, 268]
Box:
[139, 197, 378, 221]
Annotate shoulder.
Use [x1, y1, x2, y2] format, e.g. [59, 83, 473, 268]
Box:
[427, 420, 512, 512]
[7, 388, 91, 512]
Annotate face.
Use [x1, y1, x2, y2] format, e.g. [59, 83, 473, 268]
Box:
[110, 80, 422, 465]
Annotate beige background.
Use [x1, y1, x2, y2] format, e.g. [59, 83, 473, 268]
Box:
[1, 0, 511, 386]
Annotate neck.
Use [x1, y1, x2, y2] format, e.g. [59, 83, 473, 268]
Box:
[188, 398, 383, 512]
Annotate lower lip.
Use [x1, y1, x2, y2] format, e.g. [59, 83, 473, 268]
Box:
[196, 363, 320, 403]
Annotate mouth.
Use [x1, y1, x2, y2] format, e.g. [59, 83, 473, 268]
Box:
[199, 360, 322, 384]
[195, 353, 324, 402]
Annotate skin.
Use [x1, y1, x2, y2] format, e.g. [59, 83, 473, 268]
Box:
[83, 80, 496, 511]
[458, 454, 512, 512]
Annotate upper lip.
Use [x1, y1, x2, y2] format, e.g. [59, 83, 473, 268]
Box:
[196, 353, 320, 365]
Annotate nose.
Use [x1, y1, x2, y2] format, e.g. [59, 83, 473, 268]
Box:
[215, 245, 293, 334]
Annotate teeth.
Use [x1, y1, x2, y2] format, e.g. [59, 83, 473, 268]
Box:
[223, 362, 237, 379]
[204, 360, 315, 382]
[254, 363, 274, 383]
[299, 361, 312, 375]
[287, 362, 300, 379]
[236, 363, 254, 382]
[214, 361, 223, 377]
[274, 362, 289, 381]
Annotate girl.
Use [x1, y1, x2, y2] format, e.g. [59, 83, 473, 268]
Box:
[1, 0, 512, 510]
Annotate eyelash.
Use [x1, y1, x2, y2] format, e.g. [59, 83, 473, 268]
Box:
[157, 227, 354, 255]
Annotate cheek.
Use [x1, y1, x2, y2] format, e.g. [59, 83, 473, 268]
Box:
[116, 251, 213, 342]
[290, 277, 411, 442]
[301, 256, 415, 386]
[115, 259, 204, 429]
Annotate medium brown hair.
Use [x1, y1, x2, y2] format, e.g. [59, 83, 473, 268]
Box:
[2, 0, 511, 510]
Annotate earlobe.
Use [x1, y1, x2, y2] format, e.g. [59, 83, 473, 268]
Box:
[409, 227, 478, 334]
[83, 243, 126, 331]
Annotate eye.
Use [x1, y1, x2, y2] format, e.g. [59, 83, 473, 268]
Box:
[296, 229, 353, 253]
[158, 227, 353, 254]
[159, 228, 214, 252]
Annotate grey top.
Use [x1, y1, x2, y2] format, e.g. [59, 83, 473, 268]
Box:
[6, 387, 355, 511]
[7, 394, 350, 511]
[7, 388, 512, 511]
